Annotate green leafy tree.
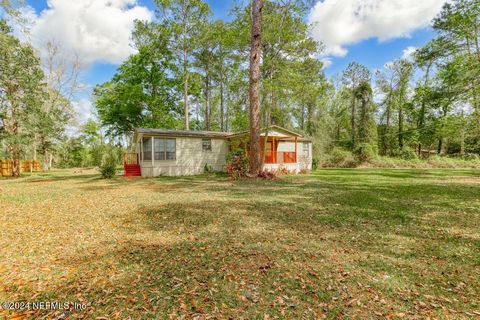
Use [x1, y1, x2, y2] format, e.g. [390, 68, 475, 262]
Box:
[342, 62, 371, 149]
[94, 27, 180, 136]
[0, 21, 46, 177]
[155, 0, 211, 130]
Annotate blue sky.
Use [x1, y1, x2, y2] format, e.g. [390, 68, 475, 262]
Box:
[20, 0, 446, 123]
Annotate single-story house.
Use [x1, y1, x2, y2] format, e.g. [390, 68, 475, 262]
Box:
[124, 125, 312, 177]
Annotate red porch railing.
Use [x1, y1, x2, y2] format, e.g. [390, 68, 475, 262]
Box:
[124, 153, 141, 177]
[124, 153, 139, 165]
[265, 152, 296, 164]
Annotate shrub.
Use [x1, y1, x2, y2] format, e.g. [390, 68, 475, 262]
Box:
[204, 163, 214, 174]
[98, 149, 118, 179]
[312, 158, 319, 170]
[400, 148, 418, 160]
[225, 150, 249, 180]
[354, 143, 377, 163]
[463, 153, 480, 161]
[325, 148, 357, 168]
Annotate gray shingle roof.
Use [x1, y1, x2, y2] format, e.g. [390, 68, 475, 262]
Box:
[136, 128, 234, 138]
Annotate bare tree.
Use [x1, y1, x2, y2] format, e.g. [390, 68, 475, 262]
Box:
[248, 0, 263, 176]
[36, 40, 84, 171]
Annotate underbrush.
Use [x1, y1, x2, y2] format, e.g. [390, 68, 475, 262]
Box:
[321, 148, 480, 169]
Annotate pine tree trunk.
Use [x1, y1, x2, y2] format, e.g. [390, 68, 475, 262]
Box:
[10, 101, 20, 178]
[220, 57, 225, 132]
[43, 150, 50, 171]
[398, 104, 404, 151]
[460, 110, 465, 156]
[11, 146, 20, 178]
[33, 134, 37, 161]
[183, 48, 189, 130]
[205, 74, 210, 131]
[248, 0, 263, 176]
[350, 96, 356, 148]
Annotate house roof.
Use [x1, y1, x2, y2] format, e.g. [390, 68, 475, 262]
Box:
[134, 125, 310, 140]
[228, 125, 303, 138]
[135, 128, 233, 139]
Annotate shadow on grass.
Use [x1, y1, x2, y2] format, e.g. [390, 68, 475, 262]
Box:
[4, 169, 480, 319]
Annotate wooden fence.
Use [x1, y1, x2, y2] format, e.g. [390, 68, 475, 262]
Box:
[0, 160, 41, 177]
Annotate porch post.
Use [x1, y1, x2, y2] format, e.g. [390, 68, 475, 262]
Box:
[294, 137, 298, 163]
[140, 136, 143, 162]
[151, 136, 155, 167]
[272, 136, 275, 164]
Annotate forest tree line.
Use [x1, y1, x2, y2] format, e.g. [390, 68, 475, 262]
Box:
[93, 0, 480, 161]
[1, 0, 479, 176]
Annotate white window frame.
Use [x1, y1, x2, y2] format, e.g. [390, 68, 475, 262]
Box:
[202, 138, 212, 151]
[303, 142, 309, 155]
[153, 137, 176, 161]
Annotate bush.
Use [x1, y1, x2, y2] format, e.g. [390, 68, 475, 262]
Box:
[204, 163, 214, 174]
[463, 153, 480, 161]
[312, 158, 319, 170]
[225, 150, 249, 180]
[400, 148, 418, 160]
[354, 143, 377, 163]
[99, 149, 118, 179]
[324, 148, 357, 168]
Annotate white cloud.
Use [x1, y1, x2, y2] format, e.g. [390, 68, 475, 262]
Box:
[320, 57, 333, 69]
[308, 0, 446, 57]
[72, 98, 94, 125]
[25, 0, 153, 65]
[401, 46, 417, 61]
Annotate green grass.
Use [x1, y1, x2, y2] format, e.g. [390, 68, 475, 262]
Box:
[0, 168, 479, 319]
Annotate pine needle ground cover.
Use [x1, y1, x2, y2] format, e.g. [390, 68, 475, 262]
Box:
[0, 169, 479, 319]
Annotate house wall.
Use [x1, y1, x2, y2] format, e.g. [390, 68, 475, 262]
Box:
[139, 135, 229, 177]
[298, 141, 313, 170]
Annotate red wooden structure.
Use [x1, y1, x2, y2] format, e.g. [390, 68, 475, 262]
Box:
[263, 136, 297, 164]
[124, 153, 141, 177]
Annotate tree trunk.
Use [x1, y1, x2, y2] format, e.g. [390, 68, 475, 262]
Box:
[384, 103, 391, 156]
[33, 134, 37, 161]
[417, 63, 431, 156]
[359, 96, 368, 143]
[9, 100, 20, 178]
[350, 96, 356, 148]
[248, 0, 263, 176]
[43, 150, 50, 171]
[183, 48, 189, 130]
[220, 58, 225, 132]
[205, 74, 210, 131]
[398, 103, 404, 151]
[11, 146, 20, 178]
[460, 110, 465, 156]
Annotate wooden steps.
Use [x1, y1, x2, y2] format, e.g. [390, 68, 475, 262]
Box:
[124, 164, 141, 177]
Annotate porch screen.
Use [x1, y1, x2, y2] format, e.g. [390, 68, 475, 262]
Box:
[142, 138, 152, 160]
[277, 142, 295, 152]
[154, 138, 176, 161]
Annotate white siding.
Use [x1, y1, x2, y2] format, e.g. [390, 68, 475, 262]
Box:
[140, 136, 229, 177]
[298, 141, 313, 170]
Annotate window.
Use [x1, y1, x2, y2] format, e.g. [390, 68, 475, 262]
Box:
[154, 138, 165, 160]
[142, 138, 152, 161]
[202, 139, 212, 151]
[303, 142, 309, 154]
[166, 139, 176, 160]
[153, 138, 176, 161]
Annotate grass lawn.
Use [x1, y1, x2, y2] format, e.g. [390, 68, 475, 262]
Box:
[0, 169, 479, 319]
